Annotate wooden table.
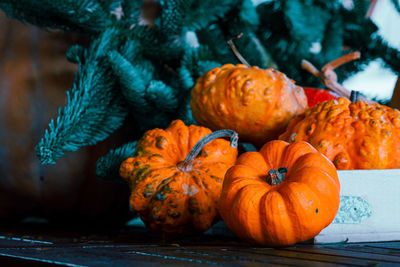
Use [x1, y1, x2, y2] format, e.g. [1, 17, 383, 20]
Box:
[0, 222, 399, 266]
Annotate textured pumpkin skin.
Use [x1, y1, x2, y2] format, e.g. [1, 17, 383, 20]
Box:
[190, 64, 308, 146]
[120, 120, 238, 234]
[279, 97, 400, 170]
[219, 140, 340, 247]
[0, 14, 132, 224]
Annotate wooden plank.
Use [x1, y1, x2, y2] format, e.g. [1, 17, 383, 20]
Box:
[130, 246, 340, 267]
[321, 244, 400, 257]
[228, 247, 373, 266]
[315, 169, 400, 243]
[2, 224, 400, 266]
[284, 246, 400, 264]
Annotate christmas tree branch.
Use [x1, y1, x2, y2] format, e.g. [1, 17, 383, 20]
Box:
[35, 28, 128, 164]
[0, 0, 109, 33]
[96, 141, 137, 181]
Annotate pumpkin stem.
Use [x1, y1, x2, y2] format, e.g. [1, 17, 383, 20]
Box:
[265, 167, 287, 186]
[176, 130, 239, 172]
[227, 33, 251, 68]
[301, 52, 374, 104]
[350, 90, 360, 103]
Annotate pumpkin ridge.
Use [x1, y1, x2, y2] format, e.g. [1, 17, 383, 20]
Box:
[286, 167, 341, 224]
[260, 189, 295, 246]
[287, 165, 340, 193]
[219, 140, 340, 246]
[278, 181, 328, 241]
[230, 183, 267, 243]
[276, 181, 309, 241]
[288, 153, 339, 186]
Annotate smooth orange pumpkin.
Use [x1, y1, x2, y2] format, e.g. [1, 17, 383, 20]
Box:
[279, 97, 400, 170]
[190, 64, 308, 146]
[120, 120, 238, 234]
[0, 14, 132, 224]
[219, 140, 340, 247]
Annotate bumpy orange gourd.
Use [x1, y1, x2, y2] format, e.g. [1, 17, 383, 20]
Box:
[219, 140, 340, 247]
[279, 97, 400, 170]
[120, 120, 238, 234]
[190, 64, 308, 146]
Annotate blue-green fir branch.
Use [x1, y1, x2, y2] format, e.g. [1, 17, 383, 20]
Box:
[183, 0, 241, 30]
[178, 45, 221, 90]
[0, 0, 109, 33]
[95, 141, 137, 181]
[66, 44, 87, 64]
[146, 80, 179, 113]
[35, 28, 128, 164]
[109, 50, 182, 121]
[158, 0, 192, 35]
[283, 0, 331, 44]
[108, 50, 154, 113]
[390, 0, 400, 13]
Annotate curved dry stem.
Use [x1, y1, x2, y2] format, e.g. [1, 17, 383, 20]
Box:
[177, 130, 239, 172]
[227, 33, 251, 68]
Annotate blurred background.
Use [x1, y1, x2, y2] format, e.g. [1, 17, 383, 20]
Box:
[342, 0, 400, 100]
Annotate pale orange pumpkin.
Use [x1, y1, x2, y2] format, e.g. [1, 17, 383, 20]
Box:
[219, 140, 340, 247]
[120, 120, 238, 234]
[279, 97, 400, 169]
[190, 64, 308, 146]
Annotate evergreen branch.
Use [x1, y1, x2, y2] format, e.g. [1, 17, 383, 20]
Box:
[239, 0, 260, 28]
[66, 44, 87, 64]
[390, 0, 400, 13]
[121, 0, 141, 22]
[107, 50, 154, 113]
[146, 80, 179, 113]
[179, 45, 221, 85]
[366, 36, 400, 76]
[159, 0, 192, 35]
[178, 46, 221, 96]
[177, 96, 196, 126]
[95, 141, 137, 181]
[119, 39, 143, 63]
[0, 0, 109, 33]
[184, 0, 241, 30]
[321, 17, 344, 63]
[283, 0, 331, 44]
[178, 67, 195, 90]
[197, 25, 237, 64]
[35, 28, 128, 164]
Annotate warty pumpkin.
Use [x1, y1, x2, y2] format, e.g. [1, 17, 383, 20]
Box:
[0, 14, 132, 224]
[190, 64, 308, 147]
[219, 140, 340, 247]
[120, 120, 238, 235]
[279, 97, 400, 170]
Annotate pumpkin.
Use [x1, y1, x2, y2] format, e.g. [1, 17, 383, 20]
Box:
[120, 120, 238, 235]
[303, 87, 339, 107]
[219, 140, 340, 247]
[0, 14, 132, 224]
[279, 97, 400, 170]
[190, 64, 308, 147]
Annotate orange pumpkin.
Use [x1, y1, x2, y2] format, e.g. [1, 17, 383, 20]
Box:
[279, 97, 400, 170]
[219, 140, 340, 247]
[120, 120, 238, 234]
[0, 14, 132, 224]
[190, 64, 308, 147]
